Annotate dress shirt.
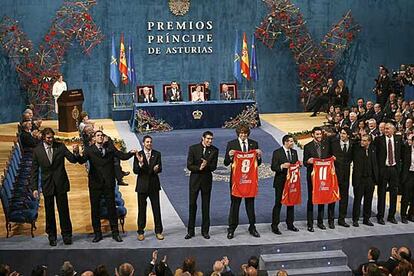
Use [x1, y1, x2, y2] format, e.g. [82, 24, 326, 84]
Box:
[410, 146, 414, 171]
[385, 135, 396, 166]
[238, 138, 248, 152]
[340, 140, 349, 152]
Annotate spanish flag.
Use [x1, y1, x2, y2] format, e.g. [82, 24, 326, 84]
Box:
[119, 33, 128, 84]
[240, 32, 250, 81]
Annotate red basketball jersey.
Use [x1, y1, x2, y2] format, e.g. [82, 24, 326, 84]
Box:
[312, 157, 340, 204]
[231, 150, 258, 198]
[281, 161, 302, 206]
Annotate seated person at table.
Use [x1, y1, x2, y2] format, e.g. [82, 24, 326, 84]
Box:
[166, 81, 183, 102]
[220, 84, 235, 100]
[138, 87, 157, 103]
[204, 81, 211, 100]
[191, 84, 205, 102]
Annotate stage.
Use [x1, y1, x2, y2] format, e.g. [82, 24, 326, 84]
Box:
[1, 113, 413, 275]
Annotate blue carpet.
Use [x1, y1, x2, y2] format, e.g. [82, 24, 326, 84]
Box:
[136, 128, 355, 227]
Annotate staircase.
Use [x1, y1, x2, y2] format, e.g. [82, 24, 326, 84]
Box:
[260, 249, 352, 276]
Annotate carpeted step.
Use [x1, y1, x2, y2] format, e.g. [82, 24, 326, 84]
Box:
[260, 250, 348, 270]
[267, 265, 352, 276]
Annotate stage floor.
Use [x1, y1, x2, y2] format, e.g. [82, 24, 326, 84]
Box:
[0, 112, 413, 275]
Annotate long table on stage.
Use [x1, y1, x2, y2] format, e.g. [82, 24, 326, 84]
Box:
[129, 100, 259, 130]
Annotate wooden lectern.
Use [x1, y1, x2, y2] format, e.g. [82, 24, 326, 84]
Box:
[57, 89, 84, 132]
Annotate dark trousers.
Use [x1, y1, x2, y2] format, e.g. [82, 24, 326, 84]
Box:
[44, 192, 72, 240]
[89, 187, 118, 234]
[187, 183, 212, 235]
[228, 195, 256, 232]
[377, 166, 399, 219]
[337, 174, 350, 221]
[312, 95, 329, 114]
[401, 171, 414, 218]
[352, 176, 375, 222]
[307, 176, 334, 226]
[137, 191, 163, 234]
[271, 184, 294, 229]
[114, 157, 123, 182]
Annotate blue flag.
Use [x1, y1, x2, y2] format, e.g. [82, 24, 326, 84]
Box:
[233, 30, 242, 83]
[250, 34, 259, 81]
[110, 34, 120, 88]
[127, 36, 137, 86]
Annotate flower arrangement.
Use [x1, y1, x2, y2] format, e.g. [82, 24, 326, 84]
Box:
[223, 104, 260, 129]
[0, 0, 104, 119]
[134, 109, 173, 134]
[255, 0, 360, 109]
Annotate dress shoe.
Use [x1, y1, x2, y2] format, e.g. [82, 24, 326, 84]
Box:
[408, 216, 414, 222]
[49, 239, 57, 246]
[363, 220, 374, 226]
[227, 232, 234, 239]
[184, 233, 194, 240]
[137, 234, 145, 241]
[92, 233, 103, 243]
[377, 218, 385, 225]
[156, 233, 165, 240]
[118, 181, 128, 186]
[63, 237, 72, 245]
[249, 229, 260, 238]
[287, 226, 299, 232]
[401, 217, 408, 224]
[310, 113, 317, 117]
[352, 221, 359, 227]
[307, 226, 314, 232]
[112, 233, 123, 242]
[317, 223, 326, 230]
[272, 227, 282, 235]
[387, 217, 398, 224]
[338, 221, 350, 228]
[328, 221, 335, 229]
[121, 171, 130, 177]
[202, 233, 210, 239]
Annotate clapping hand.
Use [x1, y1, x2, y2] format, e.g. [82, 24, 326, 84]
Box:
[72, 144, 79, 154]
[200, 158, 207, 170]
[154, 164, 160, 173]
[136, 152, 144, 163]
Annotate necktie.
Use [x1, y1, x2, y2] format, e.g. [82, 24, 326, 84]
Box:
[242, 141, 247, 152]
[388, 138, 394, 165]
[47, 146, 53, 163]
[366, 149, 369, 157]
[98, 147, 104, 157]
[202, 147, 206, 158]
[343, 143, 347, 153]
[287, 150, 292, 162]
[146, 151, 151, 163]
[315, 142, 321, 158]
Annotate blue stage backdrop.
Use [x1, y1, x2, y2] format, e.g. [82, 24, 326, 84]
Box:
[1, 0, 414, 123]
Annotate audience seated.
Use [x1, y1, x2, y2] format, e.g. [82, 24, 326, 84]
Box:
[174, 257, 202, 276]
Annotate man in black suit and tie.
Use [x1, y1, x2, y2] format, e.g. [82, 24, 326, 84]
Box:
[375, 123, 402, 224]
[185, 131, 219, 239]
[166, 81, 183, 102]
[74, 130, 136, 242]
[303, 127, 332, 232]
[270, 134, 299, 234]
[400, 135, 414, 223]
[138, 87, 157, 103]
[31, 128, 78, 246]
[133, 135, 164, 241]
[351, 134, 378, 226]
[330, 128, 353, 228]
[224, 124, 262, 239]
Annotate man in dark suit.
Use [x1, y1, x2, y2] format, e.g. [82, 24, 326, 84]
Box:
[270, 134, 299, 234]
[133, 135, 164, 241]
[224, 125, 262, 239]
[400, 135, 414, 223]
[138, 87, 157, 103]
[330, 128, 353, 228]
[204, 81, 211, 101]
[352, 134, 378, 226]
[74, 130, 136, 242]
[185, 131, 219, 239]
[303, 127, 332, 232]
[20, 120, 39, 152]
[166, 81, 183, 102]
[353, 247, 380, 276]
[372, 103, 384, 125]
[31, 128, 78, 246]
[374, 66, 391, 107]
[375, 123, 402, 224]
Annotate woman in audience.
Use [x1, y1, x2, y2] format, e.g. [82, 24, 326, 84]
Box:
[174, 257, 203, 276]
